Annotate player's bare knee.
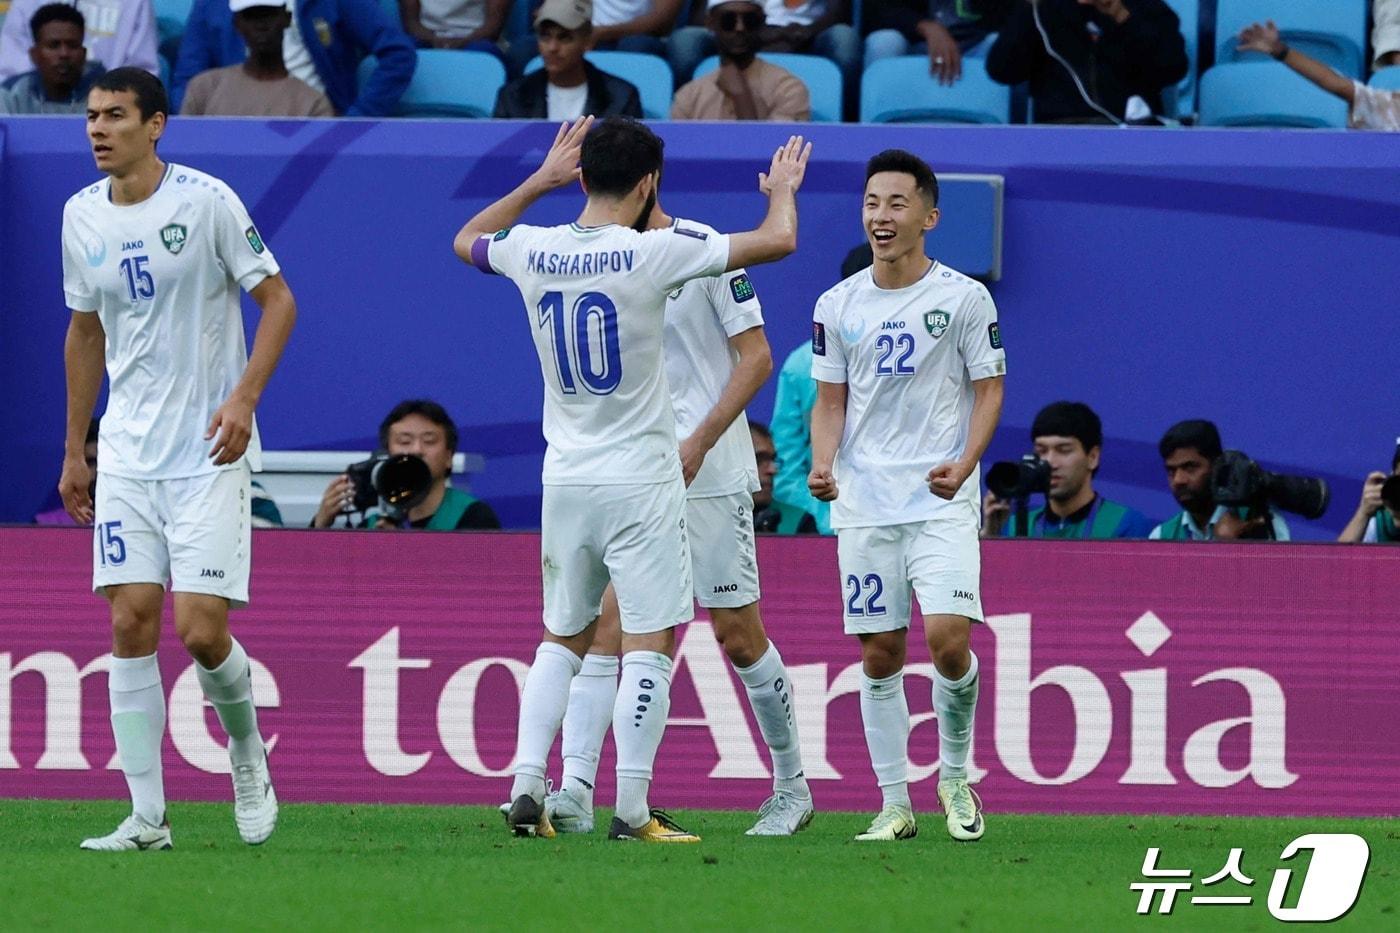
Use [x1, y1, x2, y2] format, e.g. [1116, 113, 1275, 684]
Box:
[711, 606, 767, 667]
[109, 605, 160, 655]
[859, 631, 906, 678]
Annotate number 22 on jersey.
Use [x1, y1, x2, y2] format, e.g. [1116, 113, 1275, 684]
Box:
[537, 291, 622, 395]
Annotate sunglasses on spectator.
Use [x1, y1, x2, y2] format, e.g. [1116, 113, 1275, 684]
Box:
[718, 11, 764, 31]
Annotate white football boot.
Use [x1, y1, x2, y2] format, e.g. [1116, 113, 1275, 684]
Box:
[232, 749, 279, 845]
[79, 813, 172, 852]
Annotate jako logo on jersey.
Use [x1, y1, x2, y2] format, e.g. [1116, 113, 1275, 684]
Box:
[713, 584, 738, 594]
[953, 589, 975, 601]
[160, 224, 187, 255]
[245, 226, 266, 255]
[812, 321, 826, 355]
[881, 320, 905, 330]
[121, 240, 144, 251]
[200, 569, 226, 579]
[924, 310, 950, 338]
[729, 274, 756, 303]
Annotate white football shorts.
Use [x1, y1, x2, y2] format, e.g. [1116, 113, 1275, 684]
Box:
[541, 478, 693, 637]
[92, 465, 252, 608]
[836, 504, 983, 635]
[687, 491, 761, 609]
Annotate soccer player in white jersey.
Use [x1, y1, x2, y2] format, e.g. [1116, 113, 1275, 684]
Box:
[59, 68, 297, 851]
[541, 198, 814, 838]
[453, 116, 810, 842]
[808, 150, 1005, 843]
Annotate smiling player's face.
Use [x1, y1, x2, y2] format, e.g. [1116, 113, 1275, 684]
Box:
[863, 171, 937, 265]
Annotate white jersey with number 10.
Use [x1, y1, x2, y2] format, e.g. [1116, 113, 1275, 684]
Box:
[477, 220, 730, 486]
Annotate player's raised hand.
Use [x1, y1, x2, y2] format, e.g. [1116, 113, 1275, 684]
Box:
[759, 135, 812, 196]
[927, 461, 971, 500]
[206, 395, 255, 465]
[531, 115, 593, 192]
[808, 466, 838, 501]
[58, 455, 94, 525]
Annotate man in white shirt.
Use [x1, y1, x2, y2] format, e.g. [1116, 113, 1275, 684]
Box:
[0, 0, 158, 80]
[454, 116, 809, 842]
[60, 68, 297, 852]
[808, 149, 1004, 843]
[541, 202, 814, 838]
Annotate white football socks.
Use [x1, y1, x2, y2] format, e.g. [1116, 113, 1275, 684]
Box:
[612, 650, 673, 828]
[860, 669, 911, 810]
[734, 643, 809, 798]
[510, 642, 582, 803]
[108, 653, 166, 826]
[195, 638, 265, 768]
[934, 651, 980, 783]
[560, 653, 619, 801]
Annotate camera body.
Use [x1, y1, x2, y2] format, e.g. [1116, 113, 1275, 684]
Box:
[342, 453, 434, 517]
[1381, 476, 1400, 515]
[986, 455, 1052, 501]
[1211, 450, 1330, 520]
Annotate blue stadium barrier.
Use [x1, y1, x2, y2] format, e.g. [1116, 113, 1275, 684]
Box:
[693, 54, 842, 123]
[860, 56, 1009, 125]
[1370, 67, 1400, 91]
[1199, 61, 1347, 127]
[357, 49, 505, 117]
[1215, 0, 1367, 78]
[525, 51, 674, 120]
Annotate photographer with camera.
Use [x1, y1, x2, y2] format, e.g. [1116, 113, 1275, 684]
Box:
[1337, 443, 1400, 544]
[1149, 419, 1319, 541]
[310, 399, 500, 530]
[983, 401, 1154, 539]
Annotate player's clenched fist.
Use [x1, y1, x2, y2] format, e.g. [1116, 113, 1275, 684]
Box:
[808, 467, 838, 501]
[927, 461, 971, 500]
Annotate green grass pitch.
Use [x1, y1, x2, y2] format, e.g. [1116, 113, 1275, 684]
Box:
[0, 800, 1393, 931]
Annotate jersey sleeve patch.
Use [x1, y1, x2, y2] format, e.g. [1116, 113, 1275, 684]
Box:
[244, 225, 266, 255]
[672, 223, 709, 241]
[469, 234, 497, 274]
[988, 321, 1003, 350]
[493, 227, 511, 241]
[813, 321, 827, 356]
[729, 273, 756, 303]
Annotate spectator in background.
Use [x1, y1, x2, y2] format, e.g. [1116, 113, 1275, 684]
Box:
[863, 0, 1013, 80]
[507, 0, 683, 76]
[311, 399, 500, 530]
[172, 0, 415, 116]
[751, 420, 817, 533]
[180, 1, 335, 116]
[1376, 0, 1400, 70]
[1150, 419, 1289, 541]
[672, 0, 857, 105]
[1237, 21, 1399, 131]
[982, 401, 1155, 539]
[1337, 444, 1400, 543]
[494, 0, 642, 119]
[0, 3, 104, 114]
[986, 0, 1187, 124]
[0, 0, 157, 81]
[396, 0, 509, 53]
[672, 1, 810, 121]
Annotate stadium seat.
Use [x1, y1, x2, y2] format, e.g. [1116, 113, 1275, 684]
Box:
[524, 51, 674, 120]
[859, 56, 1009, 124]
[358, 50, 506, 118]
[693, 54, 842, 123]
[153, 0, 192, 63]
[1215, 0, 1368, 78]
[1198, 61, 1347, 128]
[1371, 67, 1400, 91]
[1161, 0, 1198, 116]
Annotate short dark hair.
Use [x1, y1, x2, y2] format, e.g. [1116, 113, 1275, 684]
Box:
[31, 2, 83, 42]
[747, 418, 772, 441]
[91, 66, 168, 122]
[1032, 401, 1102, 453]
[379, 399, 459, 452]
[580, 117, 664, 199]
[865, 149, 939, 208]
[1159, 419, 1222, 462]
[1391, 441, 1400, 473]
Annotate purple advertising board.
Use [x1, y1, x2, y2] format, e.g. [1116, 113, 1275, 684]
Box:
[2, 528, 1397, 817]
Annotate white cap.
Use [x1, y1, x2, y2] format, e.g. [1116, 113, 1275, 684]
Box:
[230, 0, 288, 12]
[707, 0, 763, 10]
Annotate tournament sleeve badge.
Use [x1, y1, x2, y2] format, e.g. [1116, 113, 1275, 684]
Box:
[988, 321, 1003, 349]
[729, 273, 756, 303]
[245, 225, 266, 255]
[493, 227, 511, 241]
[812, 321, 826, 355]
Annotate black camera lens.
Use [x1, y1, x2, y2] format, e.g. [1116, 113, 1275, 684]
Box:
[1381, 476, 1400, 514]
